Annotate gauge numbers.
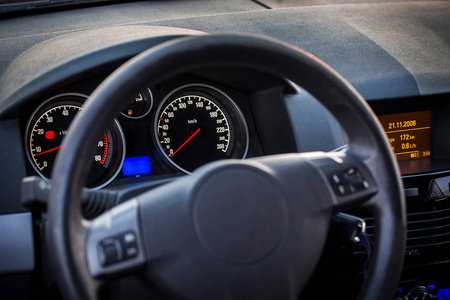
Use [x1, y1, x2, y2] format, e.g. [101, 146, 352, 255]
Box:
[30, 104, 111, 173]
[26, 94, 125, 189]
[155, 85, 248, 173]
[158, 95, 231, 155]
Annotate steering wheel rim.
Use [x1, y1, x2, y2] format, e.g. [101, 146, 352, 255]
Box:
[48, 34, 406, 300]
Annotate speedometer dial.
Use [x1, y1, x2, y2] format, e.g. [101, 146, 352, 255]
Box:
[155, 84, 248, 173]
[25, 94, 125, 189]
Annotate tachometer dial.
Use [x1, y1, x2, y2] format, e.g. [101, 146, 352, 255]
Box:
[155, 84, 248, 173]
[25, 94, 125, 189]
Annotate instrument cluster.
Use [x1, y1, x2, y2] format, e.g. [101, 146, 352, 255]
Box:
[24, 80, 250, 188]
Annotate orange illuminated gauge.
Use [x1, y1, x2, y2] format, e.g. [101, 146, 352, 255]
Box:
[25, 94, 125, 189]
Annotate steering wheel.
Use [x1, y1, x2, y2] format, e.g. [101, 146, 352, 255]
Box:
[48, 34, 406, 300]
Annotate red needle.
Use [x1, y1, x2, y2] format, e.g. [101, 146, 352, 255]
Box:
[34, 145, 62, 157]
[170, 128, 201, 158]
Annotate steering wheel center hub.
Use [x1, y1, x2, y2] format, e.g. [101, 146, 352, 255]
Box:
[193, 164, 287, 264]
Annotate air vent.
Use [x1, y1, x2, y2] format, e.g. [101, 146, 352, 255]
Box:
[353, 199, 450, 269]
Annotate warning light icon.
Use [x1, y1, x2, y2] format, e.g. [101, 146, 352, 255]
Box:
[45, 131, 55, 139]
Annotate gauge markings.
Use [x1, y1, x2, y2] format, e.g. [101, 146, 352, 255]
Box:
[157, 95, 230, 156]
[29, 104, 111, 173]
[99, 133, 109, 165]
[155, 90, 236, 173]
[25, 95, 126, 188]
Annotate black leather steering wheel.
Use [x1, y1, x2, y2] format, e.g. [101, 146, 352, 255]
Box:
[48, 34, 406, 300]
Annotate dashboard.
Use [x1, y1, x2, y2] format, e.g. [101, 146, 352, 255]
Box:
[0, 0, 449, 299]
[21, 81, 450, 188]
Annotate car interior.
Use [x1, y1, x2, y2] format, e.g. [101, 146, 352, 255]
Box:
[0, 0, 449, 299]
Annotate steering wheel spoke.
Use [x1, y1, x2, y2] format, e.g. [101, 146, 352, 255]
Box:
[302, 151, 379, 210]
[86, 199, 146, 279]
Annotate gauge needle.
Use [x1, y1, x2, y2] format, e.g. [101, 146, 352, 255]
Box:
[170, 128, 201, 158]
[34, 145, 62, 157]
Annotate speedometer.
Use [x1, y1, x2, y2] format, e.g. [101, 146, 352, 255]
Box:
[154, 84, 248, 173]
[25, 93, 125, 189]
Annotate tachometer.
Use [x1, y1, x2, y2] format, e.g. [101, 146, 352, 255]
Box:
[154, 84, 248, 173]
[25, 93, 125, 189]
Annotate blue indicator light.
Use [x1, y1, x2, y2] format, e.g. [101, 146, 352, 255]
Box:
[438, 288, 450, 300]
[428, 285, 436, 290]
[122, 156, 151, 176]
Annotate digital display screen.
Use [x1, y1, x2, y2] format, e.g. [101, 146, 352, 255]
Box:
[122, 156, 151, 176]
[377, 111, 431, 161]
[438, 288, 450, 300]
